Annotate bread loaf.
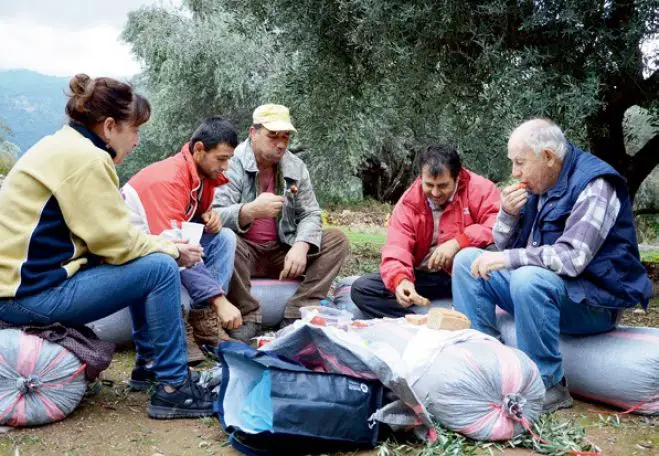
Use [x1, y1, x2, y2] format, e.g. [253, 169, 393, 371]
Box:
[405, 314, 428, 326]
[427, 308, 471, 331]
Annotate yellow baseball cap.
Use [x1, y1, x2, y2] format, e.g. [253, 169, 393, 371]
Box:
[252, 104, 297, 132]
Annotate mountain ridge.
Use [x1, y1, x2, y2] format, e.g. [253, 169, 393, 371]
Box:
[0, 69, 69, 153]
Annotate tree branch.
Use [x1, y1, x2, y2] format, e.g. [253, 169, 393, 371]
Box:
[633, 207, 659, 216]
[605, 0, 634, 31]
[637, 70, 659, 108]
[626, 134, 659, 199]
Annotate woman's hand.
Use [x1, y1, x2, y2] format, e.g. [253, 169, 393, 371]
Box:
[174, 240, 204, 268]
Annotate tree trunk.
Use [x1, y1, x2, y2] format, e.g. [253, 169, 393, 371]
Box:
[588, 116, 658, 201]
[360, 154, 416, 204]
[587, 75, 659, 202]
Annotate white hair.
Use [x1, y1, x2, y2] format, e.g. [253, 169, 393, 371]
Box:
[509, 119, 568, 159]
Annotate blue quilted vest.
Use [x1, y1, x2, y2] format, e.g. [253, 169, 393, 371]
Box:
[511, 144, 652, 309]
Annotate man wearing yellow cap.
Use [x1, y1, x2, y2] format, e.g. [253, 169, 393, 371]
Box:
[213, 104, 350, 340]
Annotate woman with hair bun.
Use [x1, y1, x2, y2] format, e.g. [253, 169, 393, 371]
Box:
[0, 74, 214, 419]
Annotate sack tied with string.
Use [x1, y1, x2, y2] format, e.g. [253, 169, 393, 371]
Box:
[0, 329, 87, 426]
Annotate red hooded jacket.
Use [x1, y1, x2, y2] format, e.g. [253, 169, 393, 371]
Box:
[380, 168, 500, 292]
[123, 143, 228, 235]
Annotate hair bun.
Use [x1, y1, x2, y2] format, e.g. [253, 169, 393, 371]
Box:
[69, 73, 93, 96]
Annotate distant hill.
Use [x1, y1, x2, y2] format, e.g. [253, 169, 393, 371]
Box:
[0, 70, 69, 154]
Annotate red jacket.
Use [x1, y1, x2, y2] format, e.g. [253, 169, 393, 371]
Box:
[380, 168, 500, 292]
[123, 144, 228, 235]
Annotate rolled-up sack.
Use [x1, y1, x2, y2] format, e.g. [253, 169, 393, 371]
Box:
[496, 310, 659, 415]
[88, 278, 302, 344]
[250, 279, 301, 328]
[413, 338, 545, 441]
[0, 329, 87, 426]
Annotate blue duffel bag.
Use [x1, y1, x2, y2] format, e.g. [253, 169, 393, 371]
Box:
[214, 341, 384, 455]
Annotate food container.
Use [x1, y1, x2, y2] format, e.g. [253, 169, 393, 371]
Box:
[300, 306, 353, 329]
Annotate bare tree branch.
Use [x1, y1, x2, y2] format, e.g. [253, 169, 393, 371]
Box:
[633, 207, 659, 216]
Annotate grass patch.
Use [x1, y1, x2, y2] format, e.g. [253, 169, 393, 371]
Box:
[341, 227, 386, 247]
[342, 243, 382, 278]
[339, 226, 384, 278]
[641, 251, 659, 262]
[376, 414, 599, 456]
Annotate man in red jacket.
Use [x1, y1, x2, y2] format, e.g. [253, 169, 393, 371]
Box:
[351, 144, 500, 318]
[123, 117, 242, 365]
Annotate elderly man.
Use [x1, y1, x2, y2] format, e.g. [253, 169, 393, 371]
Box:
[452, 118, 652, 413]
[213, 104, 350, 339]
[351, 144, 500, 318]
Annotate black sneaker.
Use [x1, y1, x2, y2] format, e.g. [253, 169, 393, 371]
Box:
[147, 376, 214, 419]
[129, 363, 201, 392]
[128, 362, 156, 392]
[227, 321, 262, 342]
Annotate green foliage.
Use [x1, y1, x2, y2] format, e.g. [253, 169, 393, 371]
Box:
[641, 250, 659, 263]
[376, 414, 599, 456]
[118, 2, 286, 183]
[123, 0, 659, 200]
[0, 122, 18, 175]
[341, 227, 386, 249]
[0, 154, 15, 175]
[626, 107, 659, 216]
[339, 227, 384, 278]
[219, 0, 657, 195]
[636, 215, 659, 244]
[341, 242, 382, 278]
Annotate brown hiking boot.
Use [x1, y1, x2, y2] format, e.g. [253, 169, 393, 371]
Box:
[184, 318, 206, 366]
[188, 307, 233, 348]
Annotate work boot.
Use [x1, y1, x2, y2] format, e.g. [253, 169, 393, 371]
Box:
[188, 307, 233, 348]
[227, 321, 262, 342]
[542, 377, 574, 414]
[184, 318, 207, 366]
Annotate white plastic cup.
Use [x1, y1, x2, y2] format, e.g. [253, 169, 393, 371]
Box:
[181, 222, 204, 245]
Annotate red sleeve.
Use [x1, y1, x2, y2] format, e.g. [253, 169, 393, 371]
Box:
[140, 180, 190, 235]
[461, 177, 500, 248]
[380, 202, 417, 292]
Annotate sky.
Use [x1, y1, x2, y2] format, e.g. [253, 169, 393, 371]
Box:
[0, 0, 181, 78]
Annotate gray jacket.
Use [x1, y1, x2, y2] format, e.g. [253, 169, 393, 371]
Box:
[213, 139, 323, 252]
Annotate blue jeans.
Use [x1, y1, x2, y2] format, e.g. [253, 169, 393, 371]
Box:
[452, 248, 617, 387]
[0, 253, 188, 385]
[180, 229, 236, 309]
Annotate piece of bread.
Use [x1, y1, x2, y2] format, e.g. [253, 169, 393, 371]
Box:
[417, 297, 431, 306]
[427, 308, 471, 331]
[405, 314, 428, 326]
